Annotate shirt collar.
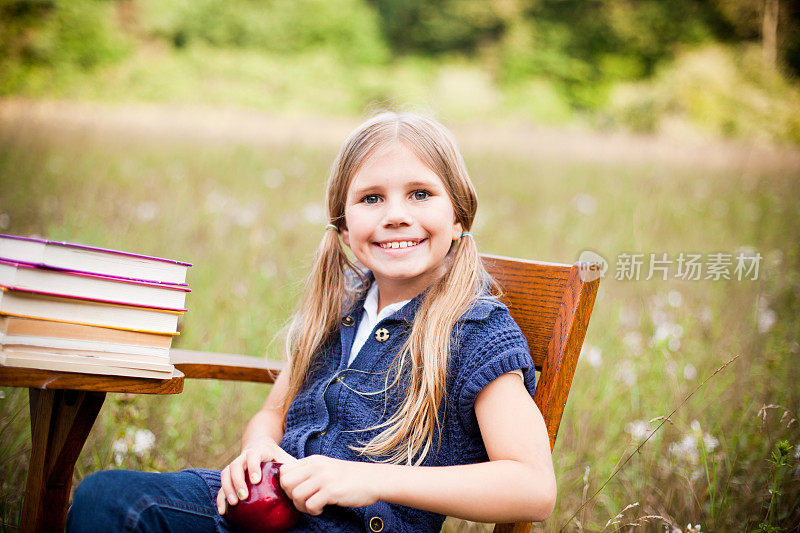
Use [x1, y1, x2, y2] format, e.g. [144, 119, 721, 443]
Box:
[363, 282, 412, 325]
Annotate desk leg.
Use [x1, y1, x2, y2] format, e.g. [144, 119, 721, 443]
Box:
[21, 389, 106, 533]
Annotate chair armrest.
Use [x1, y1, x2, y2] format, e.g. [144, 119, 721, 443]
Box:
[170, 349, 282, 384]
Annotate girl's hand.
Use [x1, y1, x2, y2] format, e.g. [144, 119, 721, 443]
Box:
[217, 440, 296, 515]
[279, 455, 380, 516]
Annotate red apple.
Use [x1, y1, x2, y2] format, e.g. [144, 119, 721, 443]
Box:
[224, 461, 300, 533]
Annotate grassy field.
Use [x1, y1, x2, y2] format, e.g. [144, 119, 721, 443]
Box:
[1, 106, 799, 531]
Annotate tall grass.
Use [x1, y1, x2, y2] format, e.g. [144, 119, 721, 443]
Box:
[0, 115, 798, 531]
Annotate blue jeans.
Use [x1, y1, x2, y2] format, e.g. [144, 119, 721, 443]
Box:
[67, 469, 219, 533]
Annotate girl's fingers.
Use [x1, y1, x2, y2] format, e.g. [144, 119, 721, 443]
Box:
[229, 457, 250, 501]
[303, 489, 328, 516]
[219, 466, 238, 506]
[216, 488, 226, 515]
[277, 461, 303, 493]
[245, 449, 263, 484]
[287, 479, 321, 515]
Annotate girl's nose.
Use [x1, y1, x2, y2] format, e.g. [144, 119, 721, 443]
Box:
[382, 198, 412, 227]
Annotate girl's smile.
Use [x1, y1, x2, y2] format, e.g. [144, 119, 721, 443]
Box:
[376, 238, 424, 250]
[341, 142, 462, 308]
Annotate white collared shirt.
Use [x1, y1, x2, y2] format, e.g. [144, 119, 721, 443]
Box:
[347, 284, 523, 381]
[348, 283, 411, 366]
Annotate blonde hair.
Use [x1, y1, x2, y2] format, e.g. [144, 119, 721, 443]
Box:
[281, 111, 494, 465]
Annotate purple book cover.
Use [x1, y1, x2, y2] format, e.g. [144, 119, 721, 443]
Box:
[0, 259, 191, 292]
[0, 286, 188, 313]
[0, 234, 191, 286]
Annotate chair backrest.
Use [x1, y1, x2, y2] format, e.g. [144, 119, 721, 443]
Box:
[481, 254, 600, 533]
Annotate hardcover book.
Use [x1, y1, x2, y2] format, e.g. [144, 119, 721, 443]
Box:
[0, 260, 189, 311]
[0, 316, 175, 347]
[0, 334, 171, 360]
[0, 349, 175, 379]
[0, 234, 191, 285]
[0, 288, 182, 335]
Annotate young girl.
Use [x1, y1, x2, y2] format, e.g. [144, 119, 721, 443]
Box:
[67, 112, 556, 532]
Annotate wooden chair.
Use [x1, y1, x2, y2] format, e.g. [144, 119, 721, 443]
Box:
[171, 254, 601, 532]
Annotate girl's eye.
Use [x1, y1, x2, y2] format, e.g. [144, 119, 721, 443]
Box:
[362, 195, 381, 204]
[412, 190, 430, 201]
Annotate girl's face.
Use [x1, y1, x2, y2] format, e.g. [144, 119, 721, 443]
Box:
[341, 142, 463, 304]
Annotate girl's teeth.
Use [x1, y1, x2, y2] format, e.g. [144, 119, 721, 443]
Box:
[381, 241, 417, 249]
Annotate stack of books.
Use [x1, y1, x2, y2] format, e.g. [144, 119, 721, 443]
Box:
[0, 234, 191, 379]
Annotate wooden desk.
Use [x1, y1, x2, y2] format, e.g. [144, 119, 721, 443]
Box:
[0, 366, 184, 533]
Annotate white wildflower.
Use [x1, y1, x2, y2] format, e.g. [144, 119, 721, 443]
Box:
[703, 433, 719, 452]
[653, 324, 672, 343]
[690, 420, 701, 432]
[233, 282, 248, 299]
[301, 202, 325, 224]
[543, 206, 559, 228]
[667, 290, 683, 308]
[669, 433, 699, 464]
[263, 169, 284, 188]
[617, 359, 636, 386]
[684, 363, 697, 380]
[650, 308, 669, 327]
[623, 331, 644, 352]
[260, 260, 277, 279]
[136, 201, 158, 222]
[573, 193, 597, 215]
[625, 420, 650, 442]
[205, 191, 228, 213]
[112, 437, 128, 466]
[232, 205, 258, 228]
[698, 305, 713, 325]
[652, 323, 683, 351]
[758, 307, 777, 333]
[582, 345, 602, 367]
[132, 429, 156, 456]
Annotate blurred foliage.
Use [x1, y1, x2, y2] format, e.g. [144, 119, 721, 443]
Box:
[1, 0, 799, 143]
[607, 44, 800, 144]
[368, 0, 508, 54]
[139, 0, 389, 64]
[496, 0, 722, 109]
[0, 0, 130, 86]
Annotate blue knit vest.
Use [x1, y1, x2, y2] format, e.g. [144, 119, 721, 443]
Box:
[194, 278, 536, 533]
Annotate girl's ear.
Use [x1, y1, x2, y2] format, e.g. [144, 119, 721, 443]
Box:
[451, 220, 463, 241]
[340, 227, 350, 248]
